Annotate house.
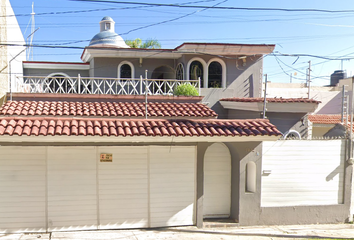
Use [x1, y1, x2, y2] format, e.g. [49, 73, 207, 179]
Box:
[219, 97, 321, 137]
[16, 16, 275, 118]
[0, 92, 282, 232]
[0, 15, 352, 233]
[0, 0, 26, 104]
[264, 76, 351, 138]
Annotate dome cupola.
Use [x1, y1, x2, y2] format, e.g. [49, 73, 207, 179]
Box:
[89, 16, 130, 48]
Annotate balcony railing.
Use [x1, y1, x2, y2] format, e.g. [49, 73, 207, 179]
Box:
[14, 75, 200, 96]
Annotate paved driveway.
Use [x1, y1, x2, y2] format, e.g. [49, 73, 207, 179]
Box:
[1, 224, 354, 239]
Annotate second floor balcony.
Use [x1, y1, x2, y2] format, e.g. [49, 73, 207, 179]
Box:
[13, 75, 200, 96]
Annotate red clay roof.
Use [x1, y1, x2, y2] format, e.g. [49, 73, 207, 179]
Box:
[0, 117, 282, 137]
[0, 101, 217, 118]
[308, 114, 342, 124]
[220, 97, 321, 103]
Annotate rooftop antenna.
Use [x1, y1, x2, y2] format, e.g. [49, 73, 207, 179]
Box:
[26, 2, 35, 61]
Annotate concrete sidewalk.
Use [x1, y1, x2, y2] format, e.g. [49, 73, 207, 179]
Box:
[1, 224, 354, 240]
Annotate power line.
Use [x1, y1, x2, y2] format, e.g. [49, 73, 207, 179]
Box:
[70, 0, 354, 13]
[1, 0, 217, 18]
[119, 0, 228, 35]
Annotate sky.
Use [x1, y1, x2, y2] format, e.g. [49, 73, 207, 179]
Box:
[6, 0, 354, 86]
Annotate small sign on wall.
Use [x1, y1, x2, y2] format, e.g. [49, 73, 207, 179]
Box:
[100, 153, 113, 162]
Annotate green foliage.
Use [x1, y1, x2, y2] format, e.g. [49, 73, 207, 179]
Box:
[125, 38, 161, 49]
[173, 83, 199, 96]
[141, 39, 161, 49]
[125, 38, 142, 48]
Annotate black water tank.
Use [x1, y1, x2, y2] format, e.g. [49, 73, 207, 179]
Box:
[330, 70, 346, 86]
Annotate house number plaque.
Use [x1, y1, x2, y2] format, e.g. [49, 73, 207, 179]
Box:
[100, 153, 113, 162]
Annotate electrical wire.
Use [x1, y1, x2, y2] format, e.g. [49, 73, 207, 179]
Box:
[70, 0, 354, 13]
[119, 0, 228, 35]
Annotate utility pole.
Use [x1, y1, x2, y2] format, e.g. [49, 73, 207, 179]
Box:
[27, 2, 36, 61]
[262, 74, 268, 119]
[307, 61, 311, 99]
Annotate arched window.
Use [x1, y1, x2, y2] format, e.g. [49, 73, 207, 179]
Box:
[176, 63, 184, 80]
[208, 61, 222, 88]
[189, 61, 204, 87]
[44, 72, 75, 93]
[118, 61, 135, 79]
[120, 64, 131, 78]
[207, 58, 226, 88]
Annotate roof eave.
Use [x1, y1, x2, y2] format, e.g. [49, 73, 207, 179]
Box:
[0, 135, 280, 143]
[220, 101, 319, 113]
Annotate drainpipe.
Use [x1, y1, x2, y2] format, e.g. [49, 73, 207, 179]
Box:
[262, 74, 268, 119]
[341, 85, 346, 123]
[348, 76, 354, 222]
[145, 70, 148, 119]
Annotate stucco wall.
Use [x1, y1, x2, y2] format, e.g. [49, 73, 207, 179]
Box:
[226, 110, 308, 137]
[0, 0, 8, 99]
[266, 112, 308, 136]
[23, 68, 90, 78]
[200, 56, 263, 117]
[5, 0, 25, 96]
[91, 57, 176, 79]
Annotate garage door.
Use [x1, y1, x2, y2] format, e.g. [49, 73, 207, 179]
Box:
[203, 143, 231, 218]
[0, 147, 46, 233]
[98, 146, 149, 229]
[149, 146, 196, 227]
[47, 147, 97, 231]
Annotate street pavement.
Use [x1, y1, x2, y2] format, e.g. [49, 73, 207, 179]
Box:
[1, 224, 354, 240]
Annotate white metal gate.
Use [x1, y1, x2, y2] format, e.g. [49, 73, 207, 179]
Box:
[0, 147, 46, 233]
[0, 145, 196, 232]
[47, 147, 98, 231]
[262, 140, 345, 207]
[203, 143, 231, 218]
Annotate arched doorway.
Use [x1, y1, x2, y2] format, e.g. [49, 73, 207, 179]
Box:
[203, 143, 231, 218]
[189, 61, 204, 88]
[150, 66, 174, 94]
[151, 66, 174, 79]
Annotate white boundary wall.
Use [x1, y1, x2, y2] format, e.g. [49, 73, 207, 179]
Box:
[261, 140, 345, 207]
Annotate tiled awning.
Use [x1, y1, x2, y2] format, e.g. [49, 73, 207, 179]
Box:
[0, 100, 217, 118]
[0, 117, 282, 138]
[308, 114, 342, 124]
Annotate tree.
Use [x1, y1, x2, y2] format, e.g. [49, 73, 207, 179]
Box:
[125, 38, 161, 49]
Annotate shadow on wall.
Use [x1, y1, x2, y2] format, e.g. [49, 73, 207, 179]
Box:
[235, 74, 254, 98]
[316, 91, 342, 114]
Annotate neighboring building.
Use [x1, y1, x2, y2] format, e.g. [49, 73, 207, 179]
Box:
[0, 0, 26, 102]
[263, 77, 352, 138]
[219, 97, 320, 137]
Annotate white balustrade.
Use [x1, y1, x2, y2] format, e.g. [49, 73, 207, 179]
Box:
[14, 76, 200, 96]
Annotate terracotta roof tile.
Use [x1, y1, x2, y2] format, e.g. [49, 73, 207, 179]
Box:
[0, 117, 282, 138]
[308, 114, 342, 124]
[220, 97, 321, 104]
[0, 101, 218, 119]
